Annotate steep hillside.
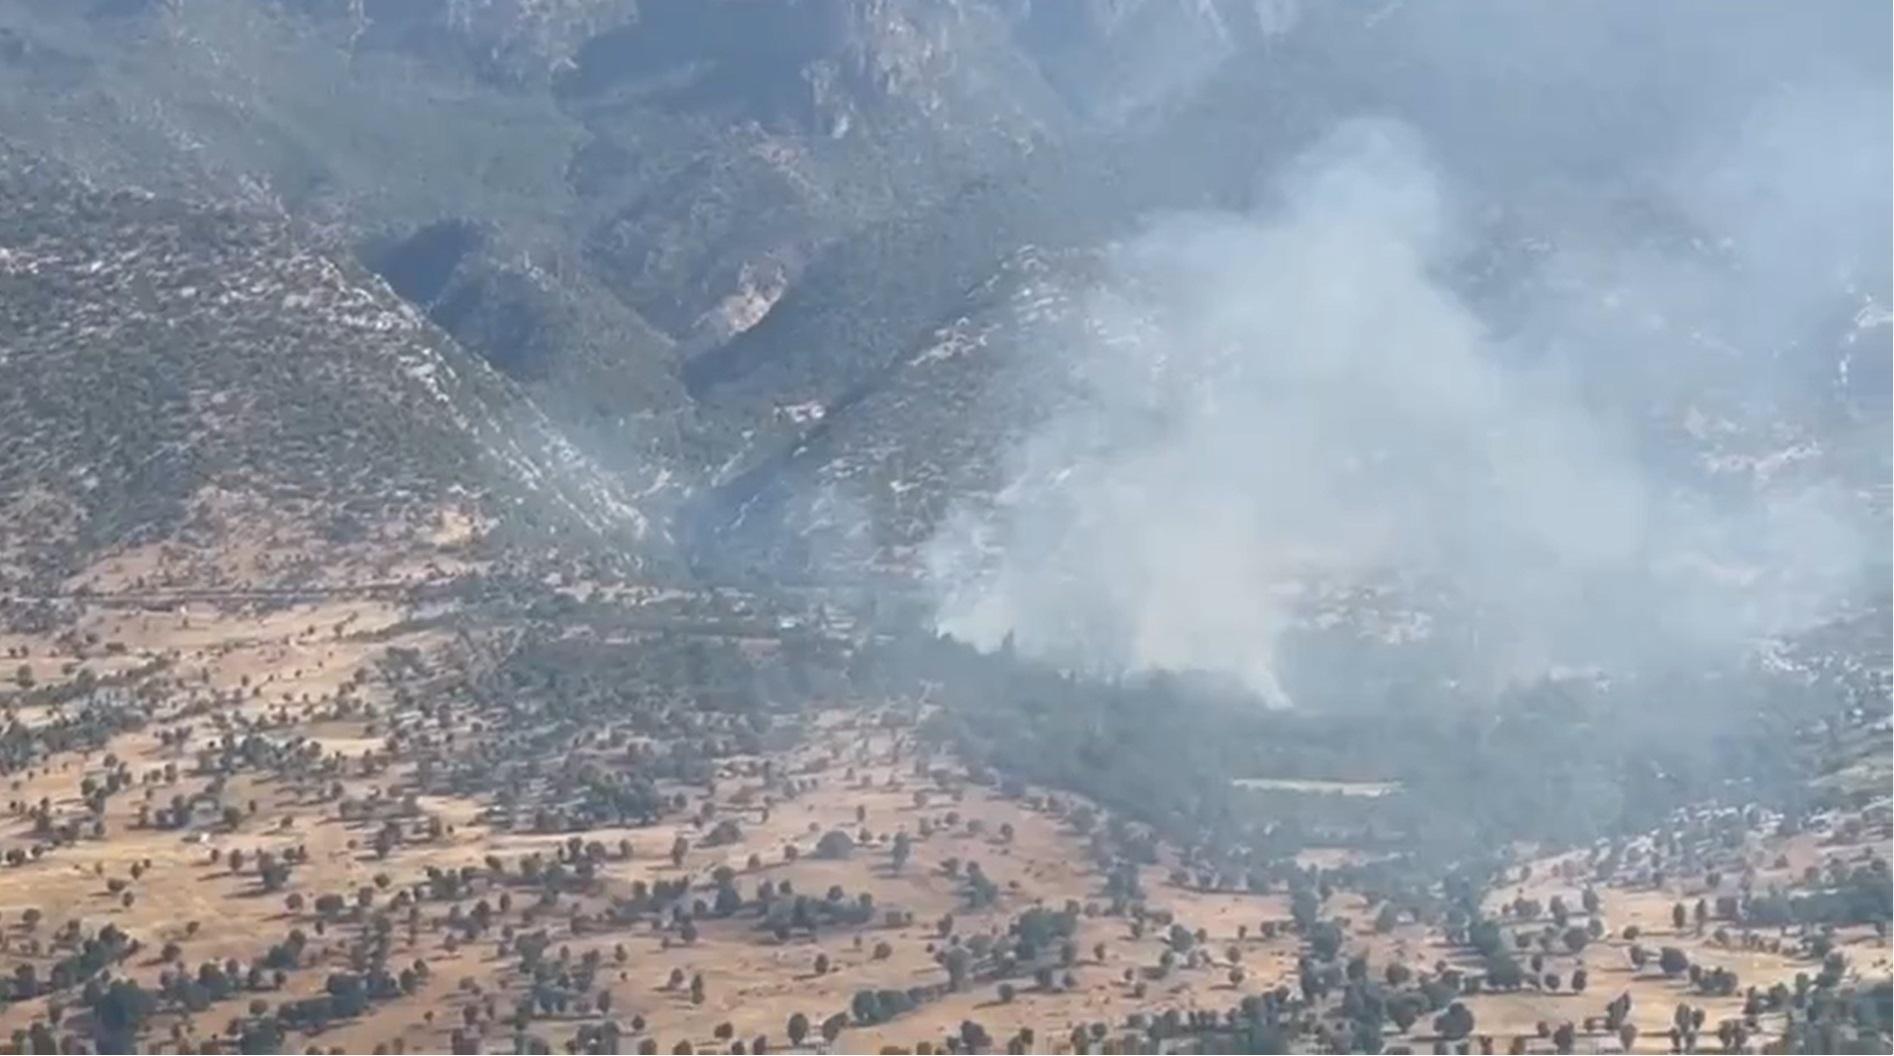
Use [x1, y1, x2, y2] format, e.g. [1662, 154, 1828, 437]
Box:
[0, 156, 648, 592]
[0, 0, 1882, 638]
[0, 0, 1131, 505]
[695, 220, 1891, 585]
[0, 3, 1883, 588]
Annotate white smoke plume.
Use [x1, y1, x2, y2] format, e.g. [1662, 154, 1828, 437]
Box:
[924, 105, 1885, 705]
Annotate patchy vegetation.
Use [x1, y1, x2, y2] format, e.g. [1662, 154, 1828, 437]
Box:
[0, 578, 1881, 1054]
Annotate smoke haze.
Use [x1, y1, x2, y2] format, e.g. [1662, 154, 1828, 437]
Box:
[924, 57, 1888, 704]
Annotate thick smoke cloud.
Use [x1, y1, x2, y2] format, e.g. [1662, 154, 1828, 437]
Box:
[924, 89, 1886, 704]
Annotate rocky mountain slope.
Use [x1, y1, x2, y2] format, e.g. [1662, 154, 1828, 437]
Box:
[0, 153, 648, 592]
[705, 215, 1891, 576]
[0, 0, 1089, 500]
[0, 0, 1321, 516]
[0, 1, 1883, 661]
